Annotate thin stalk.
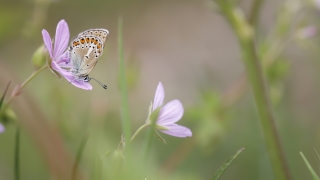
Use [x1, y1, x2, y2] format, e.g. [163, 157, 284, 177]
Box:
[72, 135, 89, 180]
[248, 0, 264, 27]
[14, 127, 20, 180]
[130, 123, 149, 141]
[143, 128, 154, 162]
[118, 16, 132, 151]
[215, 1, 291, 179]
[2, 65, 47, 112]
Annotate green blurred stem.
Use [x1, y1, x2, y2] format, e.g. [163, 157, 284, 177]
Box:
[118, 16, 132, 151]
[14, 127, 20, 180]
[2, 65, 47, 112]
[130, 123, 149, 141]
[215, 1, 291, 179]
[143, 127, 154, 162]
[300, 152, 320, 180]
[248, 0, 264, 26]
[72, 135, 89, 180]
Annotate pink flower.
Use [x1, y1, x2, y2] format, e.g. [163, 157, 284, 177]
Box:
[151, 82, 192, 138]
[0, 123, 4, 134]
[300, 26, 317, 39]
[42, 20, 92, 90]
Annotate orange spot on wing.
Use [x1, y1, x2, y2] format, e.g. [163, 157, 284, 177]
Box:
[80, 38, 85, 44]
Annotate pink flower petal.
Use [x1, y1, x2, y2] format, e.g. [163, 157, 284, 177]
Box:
[157, 99, 184, 125]
[160, 124, 192, 137]
[52, 61, 92, 90]
[56, 51, 72, 68]
[53, 20, 69, 59]
[153, 82, 164, 111]
[67, 76, 93, 90]
[42, 29, 53, 58]
[0, 123, 5, 133]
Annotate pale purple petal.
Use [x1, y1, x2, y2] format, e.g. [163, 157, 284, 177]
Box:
[42, 29, 53, 58]
[160, 124, 192, 137]
[157, 99, 183, 125]
[53, 20, 69, 59]
[301, 26, 317, 39]
[52, 61, 92, 90]
[56, 51, 72, 68]
[0, 123, 5, 133]
[67, 76, 92, 90]
[153, 82, 164, 111]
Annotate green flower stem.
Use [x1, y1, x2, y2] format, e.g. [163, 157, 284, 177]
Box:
[14, 127, 20, 180]
[300, 152, 320, 180]
[130, 123, 150, 141]
[2, 65, 48, 112]
[215, 1, 291, 179]
[248, 0, 264, 27]
[118, 16, 132, 151]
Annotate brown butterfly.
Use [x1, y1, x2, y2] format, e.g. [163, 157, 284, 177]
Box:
[68, 29, 109, 89]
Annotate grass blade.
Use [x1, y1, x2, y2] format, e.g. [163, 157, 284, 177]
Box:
[14, 127, 20, 180]
[300, 152, 320, 180]
[211, 148, 245, 180]
[118, 16, 131, 150]
[72, 134, 89, 180]
[0, 81, 11, 110]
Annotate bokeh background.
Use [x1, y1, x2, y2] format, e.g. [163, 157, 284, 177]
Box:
[0, 0, 320, 179]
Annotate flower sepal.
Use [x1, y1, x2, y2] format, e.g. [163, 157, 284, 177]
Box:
[156, 124, 169, 131]
[47, 59, 62, 79]
[148, 106, 161, 125]
[154, 131, 167, 144]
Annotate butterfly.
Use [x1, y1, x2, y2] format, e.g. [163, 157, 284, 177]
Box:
[68, 29, 109, 89]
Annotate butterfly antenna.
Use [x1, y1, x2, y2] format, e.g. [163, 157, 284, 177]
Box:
[90, 77, 108, 90]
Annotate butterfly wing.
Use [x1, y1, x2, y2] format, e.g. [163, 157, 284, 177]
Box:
[78, 29, 109, 47]
[69, 35, 104, 76]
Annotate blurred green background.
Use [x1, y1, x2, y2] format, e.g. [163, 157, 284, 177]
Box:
[0, 0, 320, 179]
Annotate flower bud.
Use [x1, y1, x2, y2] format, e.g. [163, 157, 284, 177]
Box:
[12, 84, 22, 97]
[0, 107, 17, 124]
[111, 151, 125, 171]
[32, 45, 47, 69]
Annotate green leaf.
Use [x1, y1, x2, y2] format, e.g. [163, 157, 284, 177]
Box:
[0, 81, 11, 110]
[211, 148, 245, 180]
[300, 152, 320, 180]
